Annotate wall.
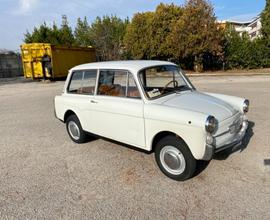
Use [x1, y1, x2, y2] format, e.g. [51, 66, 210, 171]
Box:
[0, 52, 23, 78]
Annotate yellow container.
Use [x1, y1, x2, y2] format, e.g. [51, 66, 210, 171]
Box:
[20, 43, 96, 79]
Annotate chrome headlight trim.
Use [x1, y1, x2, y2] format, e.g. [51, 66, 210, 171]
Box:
[243, 99, 249, 113]
[205, 115, 217, 134]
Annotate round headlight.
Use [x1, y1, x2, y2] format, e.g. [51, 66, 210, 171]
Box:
[205, 115, 217, 134]
[243, 99, 249, 113]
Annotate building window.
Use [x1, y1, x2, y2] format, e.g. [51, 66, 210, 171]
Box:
[250, 32, 257, 38]
[251, 23, 257, 29]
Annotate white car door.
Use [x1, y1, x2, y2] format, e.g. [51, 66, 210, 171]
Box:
[89, 70, 145, 149]
[66, 69, 98, 132]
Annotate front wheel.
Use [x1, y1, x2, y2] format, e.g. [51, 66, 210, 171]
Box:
[155, 136, 197, 181]
[66, 114, 86, 144]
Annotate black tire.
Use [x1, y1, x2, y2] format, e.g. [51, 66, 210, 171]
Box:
[66, 114, 86, 144]
[155, 135, 197, 181]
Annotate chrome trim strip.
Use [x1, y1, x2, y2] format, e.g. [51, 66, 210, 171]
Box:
[214, 129, 230, 138]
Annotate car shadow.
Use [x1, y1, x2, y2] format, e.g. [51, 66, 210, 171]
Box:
[193, 121, 255, 177]
[193, 160, 211, 177]
[213, 121, 255, 160]
[85, 132, 152, 154]
[85, 122, 254, 178]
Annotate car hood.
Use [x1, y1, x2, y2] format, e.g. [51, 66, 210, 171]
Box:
[162, 91, 238, 121]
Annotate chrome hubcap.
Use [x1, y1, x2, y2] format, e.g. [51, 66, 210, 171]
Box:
[160, 146, 186, 175]
[68, 121, 80, 140]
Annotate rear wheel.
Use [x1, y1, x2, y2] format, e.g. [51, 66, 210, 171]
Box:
[155, 135, 197, 181]
[66, 114, 86, 143]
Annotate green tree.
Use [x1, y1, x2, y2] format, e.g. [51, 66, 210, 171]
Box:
[74, 17, 92, 46]
[260, 0, 270, 65]
[24, 22, 53, 43]
[124, 4, 183, 60]
[24, 16, 75, 46]
[58, 15, 75, 46]
[168, 0, 223, 71]
[124, 12, 154, 59]
[224, 25, 270, 69]
[150, 3, 183, 59]
[49, 23, 61, 45]
[89, 15, 129, 60]
[261, 0, 270, 42]
[224, 25, 242, 68]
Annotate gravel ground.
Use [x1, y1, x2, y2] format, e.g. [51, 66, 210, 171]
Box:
[0, 75, 269, 219]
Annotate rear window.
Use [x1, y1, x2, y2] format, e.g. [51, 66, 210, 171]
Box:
[68, 70, 97, 95]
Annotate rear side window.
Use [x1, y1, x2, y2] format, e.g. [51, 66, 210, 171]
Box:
[68, 70, 97, 95]
[68, 71, 83, 93]
[81, 70, 97, 94]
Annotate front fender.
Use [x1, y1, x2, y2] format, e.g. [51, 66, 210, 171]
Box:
[205, 92, 246, 113]
[144, 104, 208, 160]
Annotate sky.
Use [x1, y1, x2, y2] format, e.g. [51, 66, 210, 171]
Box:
[0, 0, 266, 51]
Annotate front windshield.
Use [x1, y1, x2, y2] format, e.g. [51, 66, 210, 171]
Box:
[138, 65, 194, 99]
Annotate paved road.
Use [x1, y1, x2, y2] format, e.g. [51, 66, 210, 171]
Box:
[0, 76, 269, 219]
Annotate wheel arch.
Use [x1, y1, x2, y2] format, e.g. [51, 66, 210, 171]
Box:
[151, 131, 188, 152]
[64, 110, 77, 123]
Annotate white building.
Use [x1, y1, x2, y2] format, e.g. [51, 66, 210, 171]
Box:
[219, 15, 261, 40]
[247, 16, 261, 40]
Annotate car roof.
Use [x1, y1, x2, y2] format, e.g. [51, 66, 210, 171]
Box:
[70, 60, 177, 73]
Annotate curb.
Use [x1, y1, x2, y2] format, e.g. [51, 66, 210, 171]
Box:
[186, 72, 270, 77]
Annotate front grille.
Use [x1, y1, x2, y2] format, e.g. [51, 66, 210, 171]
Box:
[229, 117, 243, 134]
[214, 112, 243, 147]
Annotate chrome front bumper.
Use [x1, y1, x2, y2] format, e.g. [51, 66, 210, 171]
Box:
[203, 120, 249, 160]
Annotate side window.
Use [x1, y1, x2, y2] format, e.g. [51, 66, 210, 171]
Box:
[68, 70, 97, 95]
[68, 71, 83, 93]
[127, 73, 140, 98]
[97, 70, 141, 99]
[81, 70, 97, 95]
[98, 70, 127, 97]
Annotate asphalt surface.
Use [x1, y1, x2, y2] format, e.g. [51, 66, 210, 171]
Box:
[0, 75, 269, 219]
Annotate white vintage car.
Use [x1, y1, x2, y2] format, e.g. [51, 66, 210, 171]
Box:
[54, 60, 249, 181]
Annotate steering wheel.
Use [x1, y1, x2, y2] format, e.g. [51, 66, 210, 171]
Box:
[161, 80, 178, 93]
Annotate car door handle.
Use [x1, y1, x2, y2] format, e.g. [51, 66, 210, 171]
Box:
[90, 100, 98, 104]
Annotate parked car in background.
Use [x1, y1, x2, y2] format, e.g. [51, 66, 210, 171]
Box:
[54, 60, 249, 181]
